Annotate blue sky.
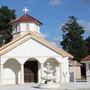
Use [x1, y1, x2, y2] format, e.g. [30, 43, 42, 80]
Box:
[0, 0, 90, 47]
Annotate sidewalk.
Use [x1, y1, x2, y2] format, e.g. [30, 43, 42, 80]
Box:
[0, 83, 90, 90]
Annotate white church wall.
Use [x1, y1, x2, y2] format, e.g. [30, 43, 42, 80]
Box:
[3, 69, 15, 84]
[20, 23, 27, 32]
[60, 57, 69, 83]
[0, 39, 70, 84]
[1, 39, 62, 64]
[20, 23, 40, 33]
[29, 23, 40, 33]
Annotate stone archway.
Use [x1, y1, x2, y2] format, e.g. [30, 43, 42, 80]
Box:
[44, 57, 60, 83]
[44, 57, 59, 71]
[24, 58, 39, 83]
[3, 58, 21, 85]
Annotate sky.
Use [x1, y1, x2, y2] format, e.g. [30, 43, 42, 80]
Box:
[0, 0, 90, 47]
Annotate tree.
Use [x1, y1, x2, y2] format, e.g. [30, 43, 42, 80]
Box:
[61, 16, 88, 62]
[85, 36, 90, 54]
[0, 6, 16, 46]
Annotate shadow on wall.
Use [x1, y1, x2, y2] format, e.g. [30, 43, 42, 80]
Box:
[4, 59, 21, 84]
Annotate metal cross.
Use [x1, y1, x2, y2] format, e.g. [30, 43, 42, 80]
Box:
[23, 6, 29, 14]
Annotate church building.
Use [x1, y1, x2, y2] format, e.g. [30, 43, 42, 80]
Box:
[0, 7, 73, 85]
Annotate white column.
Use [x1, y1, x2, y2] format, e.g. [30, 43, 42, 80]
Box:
[55, 63, 60, 83]
[66, 62, 70, 83]
[21, 64, 24, 84]
[60, 63, 64, 83]
[86, 63, 90, 82]
[41, 63, 44, 83]
[0, 64, 3, 85]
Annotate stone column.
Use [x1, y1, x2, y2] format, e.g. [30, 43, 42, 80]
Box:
[21, 64, 24, 84]
[0, 64, 3, 85]
[41, 63, 44, 83]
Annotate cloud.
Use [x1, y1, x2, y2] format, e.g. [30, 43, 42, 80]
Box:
[78, 20, 90, 36]
[50, 0, 62, 6]
[50, 36, 62, 47]
[40, 32, 49, 39]
[52, 36, 62, 42]
[51, 42, 57, 46]
[40, 32, 62, 47]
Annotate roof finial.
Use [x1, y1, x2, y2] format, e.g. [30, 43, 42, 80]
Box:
[23, 6, 29, 14]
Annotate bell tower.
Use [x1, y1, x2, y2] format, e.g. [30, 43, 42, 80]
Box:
[10, 7, 42, 39]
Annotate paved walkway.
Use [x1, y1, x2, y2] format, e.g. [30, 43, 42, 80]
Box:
[0, 83, 90, 90]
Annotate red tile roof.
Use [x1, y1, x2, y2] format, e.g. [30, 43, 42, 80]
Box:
[10, 14, 43, 25]
[82, 55, 90, 61]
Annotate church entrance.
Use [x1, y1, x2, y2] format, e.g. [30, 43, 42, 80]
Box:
[24, 60, 38, 83]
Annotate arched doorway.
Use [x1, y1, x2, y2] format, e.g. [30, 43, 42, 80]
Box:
[3, 58, 20, 85]
[24, 58, 38, 83]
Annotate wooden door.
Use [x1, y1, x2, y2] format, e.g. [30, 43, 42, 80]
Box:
[24, 61, 38, 83]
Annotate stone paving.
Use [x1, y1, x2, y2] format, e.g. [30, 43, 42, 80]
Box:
[0, 83, 90, 90]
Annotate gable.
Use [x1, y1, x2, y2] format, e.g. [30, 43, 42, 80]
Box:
[2, 39, 62, 57]
[0, 32, 73, 58]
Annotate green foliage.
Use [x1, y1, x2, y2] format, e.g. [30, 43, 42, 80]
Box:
[61, 16, 88, 62]
[85, 36, 90, 54]
[0, 6, 16, 46]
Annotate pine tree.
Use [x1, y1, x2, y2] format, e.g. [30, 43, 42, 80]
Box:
[61, 16, 88, 62]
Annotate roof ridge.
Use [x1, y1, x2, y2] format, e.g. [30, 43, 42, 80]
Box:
[10, 14, 43, 25]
